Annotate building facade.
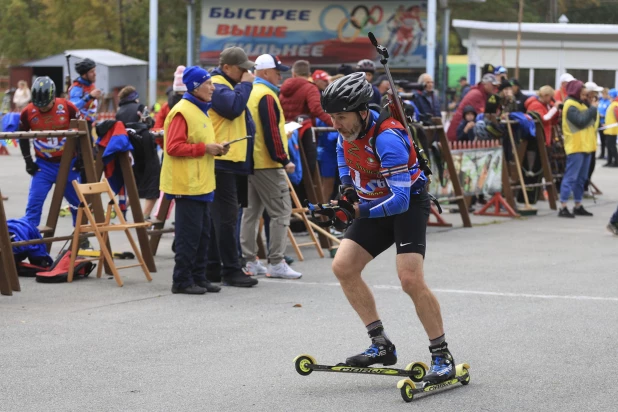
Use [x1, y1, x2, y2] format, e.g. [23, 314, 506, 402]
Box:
[453, 19, 618, 92]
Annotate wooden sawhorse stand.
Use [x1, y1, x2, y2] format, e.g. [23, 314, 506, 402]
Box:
[424, 119, 472, 228]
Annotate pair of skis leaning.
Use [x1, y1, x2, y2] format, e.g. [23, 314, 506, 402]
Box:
[294, 354, 470, 402]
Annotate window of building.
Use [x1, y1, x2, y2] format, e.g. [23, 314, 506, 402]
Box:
[534, 69, 556, 90]
[592, 70, 615, 89]
[565, 69, 588, 83]
[515, 69, 530, 91]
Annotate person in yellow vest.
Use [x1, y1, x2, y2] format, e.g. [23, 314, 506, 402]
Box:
[240, 54, 302, 279]
[160, 66, 229, 295]
[602, 88, 618, 167]
[205, 47, 258, 288]
[559, 80, 598, 218]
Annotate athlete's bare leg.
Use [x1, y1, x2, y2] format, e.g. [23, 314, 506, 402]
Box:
[331, 239, 377, 325]
[397, 252, 444, 339]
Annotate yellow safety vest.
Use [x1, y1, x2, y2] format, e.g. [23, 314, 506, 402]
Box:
[604, 101, 618, 136]
[208, 75, 248, 162]
[561, 99, 599, 155]
[160, 99, 216, 195]
[247, 82, 288, 169]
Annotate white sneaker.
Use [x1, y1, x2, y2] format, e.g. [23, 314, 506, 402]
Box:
[245, 259, 268, 276]
[267, 261, 302, 279]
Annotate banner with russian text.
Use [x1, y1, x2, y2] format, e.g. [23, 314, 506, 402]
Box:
[200, 1, 427, 68]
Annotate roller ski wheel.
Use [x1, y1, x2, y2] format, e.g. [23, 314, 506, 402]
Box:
[396, 363, 470, 402]
[404, 362, 429, 383]
[293, 354, 427, 379]
[59, 206, 71, 217]
[294, 354, 317, 376]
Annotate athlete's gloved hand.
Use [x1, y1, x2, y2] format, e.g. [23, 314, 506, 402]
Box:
[305, 199, 355, 231]
[339, 185, 360, 204]
[24, 156, 39, 176]
[332, 199, 356, 231]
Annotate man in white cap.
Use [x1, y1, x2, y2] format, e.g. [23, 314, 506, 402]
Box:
[241, 54, 302, 279]
[554, 73, 575, 103]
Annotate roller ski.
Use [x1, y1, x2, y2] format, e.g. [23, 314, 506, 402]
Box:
[295, 339, 428, 382]
[397, 342, 470, 402]
[397, 363, 470, 402]
[294, 354, 429, 382]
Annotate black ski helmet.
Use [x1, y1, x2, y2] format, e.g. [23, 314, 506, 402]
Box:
[321, 72, 374, 114]
[31, 76, 56, 108]
[75, 58, 96, 76]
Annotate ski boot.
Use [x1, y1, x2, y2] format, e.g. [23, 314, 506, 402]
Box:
[345, 339, 398, 367]
[423, 341, 455, 384]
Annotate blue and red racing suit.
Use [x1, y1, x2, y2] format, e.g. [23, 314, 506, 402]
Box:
[337, 110, 426, 219]
[69, 77, 98, 123]
[19, 98, 81, 226]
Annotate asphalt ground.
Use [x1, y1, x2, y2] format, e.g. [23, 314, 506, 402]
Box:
[0, 145, 616, 411]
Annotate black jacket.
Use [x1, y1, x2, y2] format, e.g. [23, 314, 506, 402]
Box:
[116, 100, 144, 125]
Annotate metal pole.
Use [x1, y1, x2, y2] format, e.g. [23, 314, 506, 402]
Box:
[187, 0, 195, 67]
[441, 7, 450, 112]
[148, 0, 158, 108]
[426, 0, 437, 80]
[515, 0, 524, 79]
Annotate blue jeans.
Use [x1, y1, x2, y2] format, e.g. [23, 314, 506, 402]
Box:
[172, 198, 210, 288]
[25, 158, 80, 227]
[559, 153, 592, 204]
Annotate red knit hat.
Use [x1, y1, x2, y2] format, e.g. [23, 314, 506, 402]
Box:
[312, 70, 330, 82]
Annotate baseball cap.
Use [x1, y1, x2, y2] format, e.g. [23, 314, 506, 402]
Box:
[219, 47, 255, 70]
[494, 66, 508, 75]
[312, 70, 330, 82]
[584, 81, 603, 92]
[481, 73, 500, 85]
[255, 54, 290, 71]
[559, 73, 575, 84]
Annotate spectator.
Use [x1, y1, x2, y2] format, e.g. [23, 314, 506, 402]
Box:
[12, 80, 31, 111]
[154, 66, 186, 130]
[510, 78, 528, 112]
[355, 59, 382, 106]
[68, 58, 101, 124]
[447, 73, 500, 141]
[607, 205, 618, 235]
[373, 74, 390, 98]
[241, 54, 301, 279]
[160, 66, 229, 294]
[498, 78, 517, 113]
[116, 86, 146, 124]
[205, 46, 258, 288]
[481, 63, 496, 77]
[459, 76, 471, 102]
[554, 73, 575, 103]
[558, 80, 598, 218]
[280, 59, 333, 191]
[597, 87, 611, 160]
[413, 73, 441, 118]
[115, 86, 160, 220]
[312, 70, 330, 92]
[524, 86, 559, 146]
[280, 60, 332, 125]
[583, 81, 603, 196]
[602, 88, 618, 167]
[494, 66, 508, 81]
[456, 105, 476, 141]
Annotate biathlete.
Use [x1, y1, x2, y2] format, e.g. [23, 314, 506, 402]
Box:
[19, 77, 81, 228]
[321, 72, 457, 384]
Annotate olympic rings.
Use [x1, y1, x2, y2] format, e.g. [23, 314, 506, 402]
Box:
[319, 4, 384, 42]
[349, 5, 384, 30]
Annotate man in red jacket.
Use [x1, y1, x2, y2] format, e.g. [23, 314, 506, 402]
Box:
[447, 73, 499, 141]
[279, 60, 332, 125]
[279, 60, 334, 180]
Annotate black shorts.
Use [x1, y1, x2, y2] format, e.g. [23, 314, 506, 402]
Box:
[343, 191, 430, 258]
